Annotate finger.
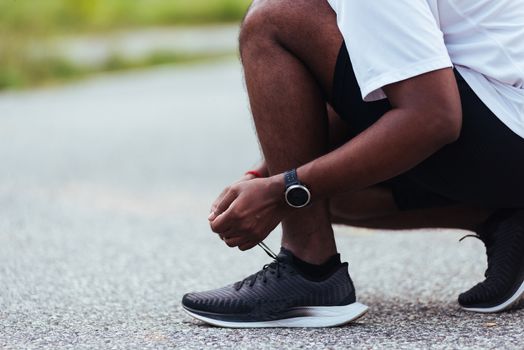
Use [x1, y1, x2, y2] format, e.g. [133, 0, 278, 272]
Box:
[223, 236, 247, 248]
[210, 204, 237, 233]
[210, 187, 229, 214]
[209, 188, 238, 221]
[219, 229, 243, 240]
[210, 219, 229, 235]
[238, 241, 258, 251]
[210, 221, 231, 235]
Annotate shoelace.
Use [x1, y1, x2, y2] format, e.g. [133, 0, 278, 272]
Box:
[234, 242, 281, 291]
[458, 234, 482, 243]
[459, 233, 494, 278]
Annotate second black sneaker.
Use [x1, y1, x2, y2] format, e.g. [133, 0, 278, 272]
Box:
[182, 247, 368, 328]
[458, 209, 524, 313]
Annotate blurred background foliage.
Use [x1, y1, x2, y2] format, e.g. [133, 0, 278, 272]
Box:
[0, 0, 251, 90]
[0, 0, 250, 33]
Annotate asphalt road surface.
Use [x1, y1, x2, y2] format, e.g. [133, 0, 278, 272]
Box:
[0, 60, 522, 349]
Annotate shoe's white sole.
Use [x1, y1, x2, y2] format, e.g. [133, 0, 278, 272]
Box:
[461, 279, 524, 313]
[183, 302, 369, 328]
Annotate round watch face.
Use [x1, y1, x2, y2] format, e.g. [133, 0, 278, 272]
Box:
[285, 185, 311, 208]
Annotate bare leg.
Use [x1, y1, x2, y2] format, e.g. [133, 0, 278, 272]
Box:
[240, 0, 343, 263]
[241, 0, 492, 263]
[330, 186, 494, 230]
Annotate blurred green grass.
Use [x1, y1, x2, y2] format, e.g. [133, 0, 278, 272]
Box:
[0, 51, 236, 90]
[0, 0, 251, 90]
[0, 0, 251, 33]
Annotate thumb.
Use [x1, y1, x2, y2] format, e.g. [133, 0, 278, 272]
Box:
[209, 188, 238, 221]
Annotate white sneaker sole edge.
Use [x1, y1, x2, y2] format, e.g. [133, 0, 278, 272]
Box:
[461, 279, 524, 313]
[183, 302, 369, 328]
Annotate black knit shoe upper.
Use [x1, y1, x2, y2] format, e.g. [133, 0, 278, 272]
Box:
[182, 248, 357, 322]
[458, 209, 524, 310]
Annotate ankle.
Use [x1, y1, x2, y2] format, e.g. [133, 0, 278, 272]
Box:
[281, 211, 337, 264]
[281, 243, 337, 265]
[280, 247, 342, 281]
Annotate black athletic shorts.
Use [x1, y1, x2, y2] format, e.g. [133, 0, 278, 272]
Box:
[331, 42, 524, 210]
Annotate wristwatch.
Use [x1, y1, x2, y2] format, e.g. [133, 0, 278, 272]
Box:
[284, 169, 311, 208]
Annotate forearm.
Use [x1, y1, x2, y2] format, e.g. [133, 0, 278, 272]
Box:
[296, 108, 457, 199]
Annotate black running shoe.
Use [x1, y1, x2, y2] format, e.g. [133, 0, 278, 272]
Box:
[182, 246, 368, 328]
[458, 209, 524, 313]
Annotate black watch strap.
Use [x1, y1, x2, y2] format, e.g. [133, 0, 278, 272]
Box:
[284, 169, 300, 188]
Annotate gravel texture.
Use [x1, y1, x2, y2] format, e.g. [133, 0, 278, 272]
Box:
[0, 61, 522, 349]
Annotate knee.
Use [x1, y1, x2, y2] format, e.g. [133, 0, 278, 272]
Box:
[239, 0, 282, 54]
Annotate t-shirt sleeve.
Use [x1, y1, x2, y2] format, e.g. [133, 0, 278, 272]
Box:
[328, 0, 453, 101]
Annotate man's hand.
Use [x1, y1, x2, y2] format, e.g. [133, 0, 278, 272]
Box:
[208, 176, 287, 251]
[208, 170, 261, 219]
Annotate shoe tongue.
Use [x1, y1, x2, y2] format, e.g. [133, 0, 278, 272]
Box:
[276, 247, 294, 262]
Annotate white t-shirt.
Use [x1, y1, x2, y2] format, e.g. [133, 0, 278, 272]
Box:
[327, 0, 524, 139]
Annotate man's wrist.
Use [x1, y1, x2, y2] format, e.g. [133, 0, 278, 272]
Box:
[268, 174, 287, 206]
[245, 170, 264, 178]
[244, 162, 269, 179]
[283, 168, 311, 208]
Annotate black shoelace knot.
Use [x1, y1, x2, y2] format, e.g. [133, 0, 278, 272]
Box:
[234, 243, 284, 290]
